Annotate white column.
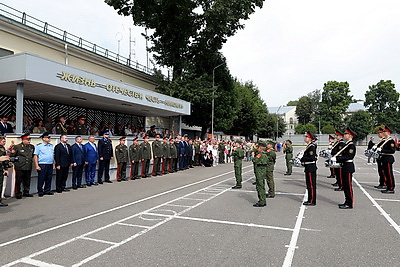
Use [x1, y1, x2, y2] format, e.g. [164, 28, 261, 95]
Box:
[16, 82, 24, 134]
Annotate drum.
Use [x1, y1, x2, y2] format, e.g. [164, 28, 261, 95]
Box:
[319, 149, 331, 159]
[290, 151, 304, 167]
[324, 158, 341, 168]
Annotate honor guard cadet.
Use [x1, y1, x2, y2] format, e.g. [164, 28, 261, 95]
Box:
[129, 137, 141, 180]
[115, 137, 128, 182]
[140, 135, 152, 178]
[300, 132, 318, 206]
[161, 137, 170, 174]
[283, 140, 293, 175]
[378, 125, 396, 193]
[266, 140, 277, 198]
[374, 127, 386, 189]
[231, 140, 245, 189]
[10, 133, 35, 199]
[327, 134, 336, 178]
[0, 135, 9, 206]
[75, 116, 88, 135]
[331, 130, 345, 190]
[55, 115, 68, 134]
[152, 134, 163, 176]
[334, 128, 357, 209]
[252, 141, 268, 207]
[98, 130, 113, 183]
[169, 138, 178, 173]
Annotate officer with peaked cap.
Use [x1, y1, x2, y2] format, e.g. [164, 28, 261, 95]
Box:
[334, 128, 357, 209]
[377, 125, 396, 193]
[301, 132, 318, 206]
[98, 130, 113, 183]
[34, 132, 55, 197]
[331, 130, 345, 190]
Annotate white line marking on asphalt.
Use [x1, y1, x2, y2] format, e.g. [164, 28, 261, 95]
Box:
[181, 197, 207, 201]
[0, 167, 248, 248]
[374, 198, 400, 202]
[164, 204, 192, 208]
[116, 222, 151, 229]
[79, 236, 117, 245]
[19, 257, 64, 267]
[144, 213, 294, 232]
[354, 178, 400, 235]
[282, 191, 308, 267]
[3, 171, 254, 266]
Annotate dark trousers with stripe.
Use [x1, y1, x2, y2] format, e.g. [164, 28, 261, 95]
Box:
[377, 159, 386, 186]
[130, 162, 139, 179]
[305, 171, 317, 204]
[334, 168, 343, 188]
[343, 172, 354, 207]
[382, 162, 395, 191]
[141, 159, 150, 177]
[116, 162, 127, 181]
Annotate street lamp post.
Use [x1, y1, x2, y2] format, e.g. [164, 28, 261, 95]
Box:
[276, 105, 282, 141]
[211, 63, 224, 140]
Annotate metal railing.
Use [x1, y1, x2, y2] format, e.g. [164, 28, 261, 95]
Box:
[0, 3, 154, 75]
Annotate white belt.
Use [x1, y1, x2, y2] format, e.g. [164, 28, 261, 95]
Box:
[345, 160, 353, 162]
[303, 161, 316, 164]
[380, 153, 394, 156]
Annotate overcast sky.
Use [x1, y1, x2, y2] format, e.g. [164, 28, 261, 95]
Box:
[2, 0, 400, 107]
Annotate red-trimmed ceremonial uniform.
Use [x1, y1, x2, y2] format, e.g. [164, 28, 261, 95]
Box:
[336, 140, 356, 208]
[331, 139, 345, 189]
[379, 137, 396, 192]
[301, 139, 318, 205]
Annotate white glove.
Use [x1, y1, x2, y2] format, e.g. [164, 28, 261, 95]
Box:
[376, 148, 382, 153]
[331, 157, 337, 162]
[372, 145, 377, 151]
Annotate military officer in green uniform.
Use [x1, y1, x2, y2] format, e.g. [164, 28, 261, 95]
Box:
[169, 138, 177, 172]
[140, 135, 152, 178]
[55, 115, 68, 134]
[162, 137, 170, 174]
[115, 137, 128, 181]
[251, 143, 259, 185]
[231, 140, 245, 189]
[253, 141, 268, 207]
[283, 140, 293, 175]
[10, 133, 35, 199]
[266, 140, 277, 198]
[151, 134, 163, 176]
[218, 141, 225, 164]
[129, 137, 141, 180]
[75, 116, 88, 135]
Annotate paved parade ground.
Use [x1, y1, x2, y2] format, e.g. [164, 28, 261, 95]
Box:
[1, 147, 400, 266]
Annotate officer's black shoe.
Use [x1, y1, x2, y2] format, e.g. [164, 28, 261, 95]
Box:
[231, 186, 242, 189]
[92, 182, 99, 186]
[0, 202, 8, 207]
[72, 187, 78, 190]
[338, 203, 346, 207]
[23, 193, 34, 197]
[374, 185, 386, 189]
[98, 181, 103, 184]
[381, 190, 395, 194]
[284, 173, 291, 176]
[331, 183, 338, 186]
[339, 204, 353, 209]
[266, 194, 275, 198]
[63, 189, 70, 192]
[56, 190, 62, 193]
[45, 192, 54, 195]
[327, 175, 335, 178]
[38, 193, 44, 197]
[117, 180, 122, 182]
[302, 201, 316, 206]
[105, 180, 113, 183]
[86, 184, 92, 187]
[79, 185, 86, 188]
[252, 182, 257, 185]
[16, 194, 22, 199]
[253, 203, 266, 207]
[334, 188, 343, 191]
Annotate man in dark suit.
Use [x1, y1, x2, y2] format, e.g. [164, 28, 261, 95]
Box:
[54, 134, 72, 193]
[85, 135, 98, 186]
[98, 131, 113, 183]
[71, 136, 87, 189]
[0, 115, 13, 135]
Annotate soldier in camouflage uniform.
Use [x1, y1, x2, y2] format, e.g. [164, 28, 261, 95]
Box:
[152, 134, 163, 176]
[169, 138, 177, 173]
[252, 141, 268, 207]
[140, 135, 152, 178]
[231, 140, 245, 189]
[10, 134, 35, 199]
[162, 137, 170, 174]
[266, 141, 277, 198]
[75, 116, 88, 135]
[283, 140, 293, 175]
[115, 137, 128, 181]
[129, 137, 141, 180]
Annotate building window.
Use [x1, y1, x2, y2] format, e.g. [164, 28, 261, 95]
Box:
[290, 117, 293, 124]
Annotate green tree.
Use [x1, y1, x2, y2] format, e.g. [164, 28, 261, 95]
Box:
[364, 80, 400, 128]
[287, 100, 298, 106]
[346, 110, 373, 142]
[295, 123, 317, 134]
[259, 114, 285, 139]
[319, 81, 353, 127]
[296, 96, 313, 124]
[321, 124, 335, 134]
